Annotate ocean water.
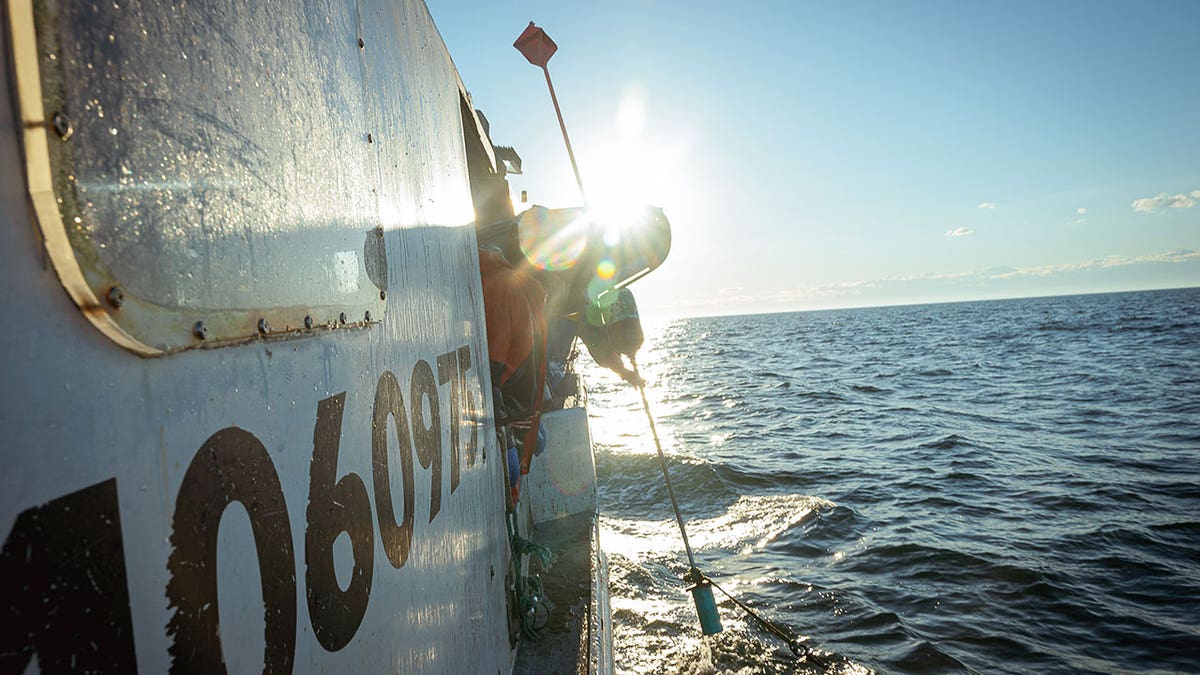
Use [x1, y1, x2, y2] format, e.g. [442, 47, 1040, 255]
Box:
[582, 287, 1200, 674]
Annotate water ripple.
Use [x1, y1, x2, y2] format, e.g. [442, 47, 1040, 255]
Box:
[593, 288, 1200, 674]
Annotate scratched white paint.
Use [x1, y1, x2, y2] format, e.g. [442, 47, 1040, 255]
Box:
[0, 1, 516, 672]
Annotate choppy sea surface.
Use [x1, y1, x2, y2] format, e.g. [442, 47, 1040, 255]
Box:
[581, 287, 1200, 674]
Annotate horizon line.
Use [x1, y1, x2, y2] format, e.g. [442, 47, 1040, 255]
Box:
[646, 283, 1200, 323]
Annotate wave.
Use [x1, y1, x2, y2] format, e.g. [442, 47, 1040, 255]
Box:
[796, 389, 847, 403]
[918, 433, 977, 450]
[1035, 320, 1092, 332]
[590, 288, 1200, 675]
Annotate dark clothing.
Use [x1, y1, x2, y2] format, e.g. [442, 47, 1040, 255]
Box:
[478, 249, 547, 474]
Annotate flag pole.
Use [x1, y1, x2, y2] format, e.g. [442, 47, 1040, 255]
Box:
[541, 65, 586, 204]
[515, 22, 588, 204]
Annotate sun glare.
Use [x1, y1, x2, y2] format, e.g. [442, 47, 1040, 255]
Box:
[587, 85, 691, 217]
[615, 86, 646, 139]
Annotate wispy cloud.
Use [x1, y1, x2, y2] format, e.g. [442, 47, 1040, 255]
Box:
[977, 202, 996, 209]
[1077, 207, 1087, 215]
[826, 250, 1199, 293]
[662, 250, 1200, 317]
[988, 250, 1199, 278]
[1132, 189, 1200, 212]
[946, 227, 974, 237]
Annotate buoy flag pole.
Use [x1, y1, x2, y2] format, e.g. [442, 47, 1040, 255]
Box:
[514, 22, 588, 205]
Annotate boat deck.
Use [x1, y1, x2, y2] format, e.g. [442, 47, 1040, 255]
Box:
[514, 511, 604, 674]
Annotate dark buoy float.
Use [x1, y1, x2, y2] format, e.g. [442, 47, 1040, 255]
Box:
[687, 571, 723, 635]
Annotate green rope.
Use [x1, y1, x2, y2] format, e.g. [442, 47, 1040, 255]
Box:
[517, 573, 551, 639]
[512, 535, 555, 569]
[505, 526, 555, 640]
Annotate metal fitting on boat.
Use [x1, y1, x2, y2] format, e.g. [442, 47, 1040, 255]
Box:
[106, 286, 124, 309]
[51, 112, 73, 140]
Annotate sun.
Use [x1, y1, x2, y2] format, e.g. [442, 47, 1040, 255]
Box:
[584, 86, 686, 214]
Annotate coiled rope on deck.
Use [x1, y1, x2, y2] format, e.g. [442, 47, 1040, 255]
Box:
[511, 533, 553, 639]
[500, 425, 555, 641]
[629, 356, 828, 668]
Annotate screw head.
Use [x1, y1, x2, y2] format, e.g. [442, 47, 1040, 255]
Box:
[105, 286, 124, 309]
[379, 289, 386, 301]
[193, 321, 208, 340]
[358, 37, 365, 49]
[304, 315, 314, 329]
[339, 312, 348, 325]
[258, 318, 270, 334]
[51, 112, 73, 140]
[364, 310, 372, 322]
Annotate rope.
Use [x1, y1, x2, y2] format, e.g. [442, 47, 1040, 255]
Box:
[506, 523, 555, 640]
[630, 356, 696, 570]
[500, 429, 555, 641]
[628, 356, 828, 669]
[519, 575, 551, 638]
[706, 576, 827, 666]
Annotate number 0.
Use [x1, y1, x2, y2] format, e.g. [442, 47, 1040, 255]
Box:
[166, 427, 297, 674]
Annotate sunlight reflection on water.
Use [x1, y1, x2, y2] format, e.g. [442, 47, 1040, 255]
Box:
[584, 291, 1200, 674]
[584, 333, 860, 673]
[602, 494, 832, 561]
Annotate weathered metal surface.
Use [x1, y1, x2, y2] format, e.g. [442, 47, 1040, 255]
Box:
[10, 0, 501, 353]
[525, 407, 599, 525]
[0, 0, 518, 672]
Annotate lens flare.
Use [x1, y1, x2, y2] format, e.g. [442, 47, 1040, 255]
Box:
[586, 276, 615, 303]
[517, 206, 589, 271]
[596, 258, 617, 280]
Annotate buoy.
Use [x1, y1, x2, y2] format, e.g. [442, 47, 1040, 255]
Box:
[688, 575, 723, 635]
[632, 355, 725, 638]
[632, 356, 821, 657]
[507, 446, 521, 503]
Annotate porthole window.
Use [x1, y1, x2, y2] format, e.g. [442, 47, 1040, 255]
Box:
[11, 0, 488, 353]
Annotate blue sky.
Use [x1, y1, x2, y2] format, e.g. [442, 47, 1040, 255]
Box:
[429, 1, 1200, 317]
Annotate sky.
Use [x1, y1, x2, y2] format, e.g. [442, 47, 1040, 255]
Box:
[428, 0, 1200, 318]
